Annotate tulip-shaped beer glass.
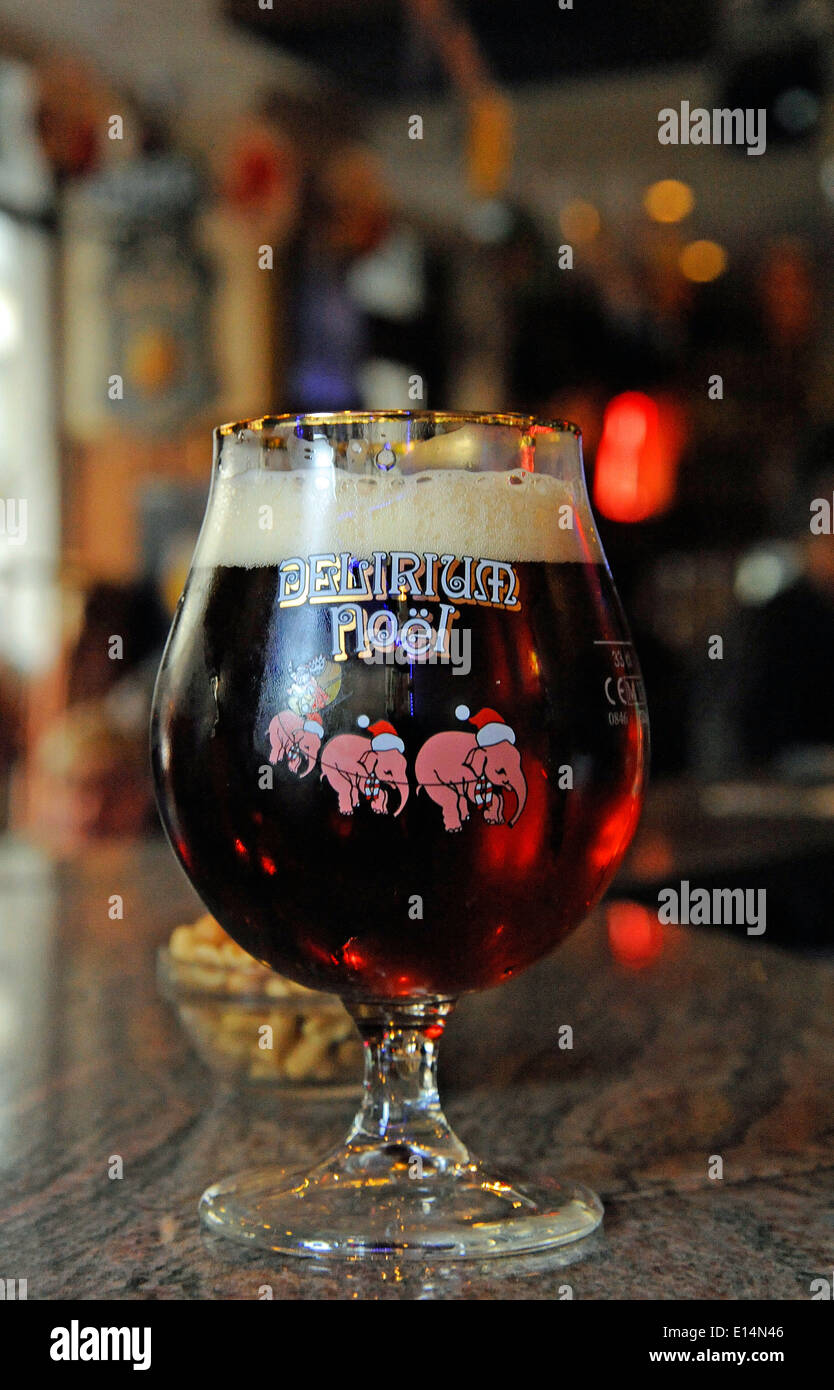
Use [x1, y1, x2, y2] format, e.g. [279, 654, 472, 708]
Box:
[151, 411, 647, 1259]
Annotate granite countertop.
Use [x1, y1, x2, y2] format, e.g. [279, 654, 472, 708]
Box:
[0, 828, 831, 1300]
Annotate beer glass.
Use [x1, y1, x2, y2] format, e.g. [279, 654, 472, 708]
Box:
[151, 411, 648, 1259]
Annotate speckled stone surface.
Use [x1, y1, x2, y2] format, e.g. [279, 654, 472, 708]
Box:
[0, 838, 831, 1300]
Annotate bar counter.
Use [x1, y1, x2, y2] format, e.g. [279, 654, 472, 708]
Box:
[0, 796, 831, 1300]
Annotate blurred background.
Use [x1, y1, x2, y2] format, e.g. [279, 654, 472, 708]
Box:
[1, 0, 834, 949]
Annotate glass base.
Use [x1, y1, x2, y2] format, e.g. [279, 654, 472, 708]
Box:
[199, 1144, 603, 1260]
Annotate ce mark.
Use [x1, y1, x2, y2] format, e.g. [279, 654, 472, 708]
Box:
[604, 675, 642, 707]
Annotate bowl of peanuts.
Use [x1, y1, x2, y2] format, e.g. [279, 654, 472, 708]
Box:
[158, 915, 362, 1094]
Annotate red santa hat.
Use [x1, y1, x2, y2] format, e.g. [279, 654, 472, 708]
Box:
[455, 705, 516, 748]
[357, 715, 404, 754]
[303, 714, 324, 740]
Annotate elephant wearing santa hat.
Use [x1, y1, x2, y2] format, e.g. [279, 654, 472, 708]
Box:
[267, 710, 324, 777]
[320, 717, 409, 817]
[415, 706, 527, 832]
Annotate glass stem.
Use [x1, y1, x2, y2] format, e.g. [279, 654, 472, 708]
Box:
[345, 999, 470, 1169]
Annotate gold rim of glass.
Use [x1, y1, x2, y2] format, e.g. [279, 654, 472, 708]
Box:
[215, 410, 582, 439]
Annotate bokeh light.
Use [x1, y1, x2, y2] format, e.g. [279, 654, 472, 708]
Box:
[679, 239, 727, 283]
[593, 391, 686, 523]
[643, 179, 694, 224]
[559, 198, 601, 243]
[606, 901, 665, 971]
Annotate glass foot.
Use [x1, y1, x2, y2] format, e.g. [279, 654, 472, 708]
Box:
[199, 1143, 603, 1260]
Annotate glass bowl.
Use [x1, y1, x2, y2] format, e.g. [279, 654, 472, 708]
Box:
[157, 940, 362, 1096]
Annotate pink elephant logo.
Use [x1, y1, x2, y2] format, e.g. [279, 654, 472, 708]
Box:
[267, 710, 324, 777]
[415, 705, 527, 832]
[320, 717, 409, 817]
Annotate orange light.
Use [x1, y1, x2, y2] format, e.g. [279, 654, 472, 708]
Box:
[643, 179, 694, 224]
[467, 93, 514, 199]
[593, 391, 686, 523]
[606, 901, 664, 970]
[559, 199, 601, 243]
[679, 239, 726, 283]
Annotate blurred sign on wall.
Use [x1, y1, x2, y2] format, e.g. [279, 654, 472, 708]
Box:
[62, 155, 214, 441]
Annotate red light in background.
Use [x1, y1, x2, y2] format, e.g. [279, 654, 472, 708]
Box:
[593, 392, 686, 523]
[606, 900, 664, 970]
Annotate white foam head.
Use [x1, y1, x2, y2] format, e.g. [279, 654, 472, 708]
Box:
[194, 467, 602, 567]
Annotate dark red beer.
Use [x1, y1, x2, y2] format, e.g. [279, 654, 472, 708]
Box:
[152, 549, 646, 999]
